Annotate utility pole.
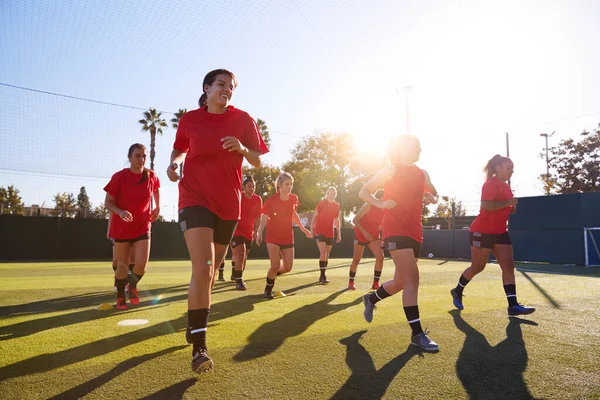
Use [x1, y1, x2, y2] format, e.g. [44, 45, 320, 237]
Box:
[540, 131, 555, 195]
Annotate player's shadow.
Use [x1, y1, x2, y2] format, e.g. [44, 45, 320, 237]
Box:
[139, 378, 197, 399]
[450, 310, 538, 400]
[0, 285, 189, 341]
[0, 282, 317, 380]
[331, 330, 419, 400]
[233, 289, 362, 362]
[47, 345, 187, 399]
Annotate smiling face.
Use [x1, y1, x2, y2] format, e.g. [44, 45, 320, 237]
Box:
[204, 73, 235, 109]
[278, 178, 293, 195]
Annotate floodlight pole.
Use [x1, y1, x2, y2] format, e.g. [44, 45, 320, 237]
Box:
[540, 131, 555, 195]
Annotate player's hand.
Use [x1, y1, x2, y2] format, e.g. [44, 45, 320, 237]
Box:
[222, 136, 246, 154]
[423, 193, 438, 205]
[336, 235, 341, 244]
[379, 200, 397, 209]
[255, 232, 262, 246]
[304, 229, 312, 239]
[106, 232, 111, 240]
[508, 198, 519, 207]
[167, 163, 181, 182]
[119, 210, 133, 222]
[151, 208, 160, 222]
[510, 205, 517, 214]
[365, 233, 374, 242]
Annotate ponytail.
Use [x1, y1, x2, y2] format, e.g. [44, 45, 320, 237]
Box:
[483, 154, 509, 180]
[137, 168, 149, 184]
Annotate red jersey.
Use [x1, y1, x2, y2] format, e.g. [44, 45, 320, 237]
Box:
[262, 193, 299, 245]
[470, 177, 513, 234]
[173, 106, 269, 220]
[313, 199, 340, 238]
[104, 168, 160, 240]
[381, 164, 426, 243]
[233, 193, 262, 240]
[354, 205, 384, 243]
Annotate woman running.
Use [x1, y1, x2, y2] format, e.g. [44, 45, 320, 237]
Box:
[450, 154, 535, 317]
[104, 143, 160, 310]
[360, 134, 440, 351]
[310, 187, 341, 284]
[348, 189, 385, 291]
[108, 216, 136, 292]
[256, 172, 312, 299]
[167, 69, 268, 373]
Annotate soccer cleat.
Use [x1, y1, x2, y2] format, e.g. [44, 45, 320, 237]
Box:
[217, 274, 225, 282]
[116, 297, 127, 310]
[264, 290, 274, 300]
[451, 288, 464, 310]
[191, 348, 214, 373]
[319, 276, 330, 285]
[371, 281, 380, 290]
[508, 304, 536, 317]
[235, 280, 247, 291]
[129, 288, 140, 305]
[348, 281, 356, 290]
[230, 274, 235, 282]
[411, 329, 439, 351]
[362, 293, 376, 323]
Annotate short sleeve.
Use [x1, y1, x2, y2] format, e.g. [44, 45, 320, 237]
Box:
[151, 171, 161, 192]
[481, 180, 499, 202]
[242, 115, 269, 155]
[173, 114, 190, 153]
[261, 196, 273, 215]
[104, 172, 122, 199]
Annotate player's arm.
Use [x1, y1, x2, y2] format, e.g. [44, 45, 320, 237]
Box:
[106, 214, 112, 239]
[335, 211, 342, 243]
[167, 149, 186, 182]
[293, 211, 311, 238]
[310, 209, 319, 236]
[105, 193, 132, 222]
[359, 166, 397, 209]
[222, 137, 263, 167]
[151, 188, 161, 222]
[255, 214, 268, 245]
[422, 169, 439, 205]
[481, 198, 518, 210]
[352, 203, 371, 238]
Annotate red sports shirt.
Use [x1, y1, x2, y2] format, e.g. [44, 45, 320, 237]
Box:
[313, 199, 340, 238]
[104, 168, 160, 240]
[381, 164, 426, 243]
[173, 106, 269, 220]
[233, 193, 262, 240]
[470, 177, 513, 234]
[354, 205, 384, 243]
[262, 193, 299, 245]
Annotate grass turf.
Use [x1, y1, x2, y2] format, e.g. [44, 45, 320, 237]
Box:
[1, 258, 599, 399]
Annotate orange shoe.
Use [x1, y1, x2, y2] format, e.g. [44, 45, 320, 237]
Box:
[348, 281, 356, 290]
[371, 281, 380, 290]
[116, 297, 127, 310]
[129, 288, 140, 305]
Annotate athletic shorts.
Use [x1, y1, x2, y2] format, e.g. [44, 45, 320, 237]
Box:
[315, 235, 333, 246]
[267, 243, 294, 250]
[231, 235, 253, 249]
[114, 233, 151, 244]
[179, 206, 238, 246]
[470, 231, 512, 249]
[383, 236, 421, 258]
[354, 239, 372, 246]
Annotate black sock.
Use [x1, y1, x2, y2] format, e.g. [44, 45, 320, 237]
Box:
[369, 285, 391, 305]
[349, 271, 356, 281]
[128, 264, 135, 273]
[403, 305, 423, 336]
[455, 274, 470, 295]
[218, 262, 224, 273]
[373, 270, 382, 282]
[319, 260, 327, 277]
[188, 308, 210, 353]
[232, 261, 236, 268]
[129, 273, 144, 290]
[236, 270, 244, 280]
[265, 277, 275, 293]
[504, 284, 518, 307]
[116, 277, 128, 299]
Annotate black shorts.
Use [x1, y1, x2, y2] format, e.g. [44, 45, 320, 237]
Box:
[179, 206, 238, 246]
[383, 236, 421, 258]
[315, 235, 333, 246]
[354, 239, 372, 246]
[267, 243, 294, 250]
[114, 233, 151, 244]
[231, 236, 253, 249]
[470, 231, 512, 249]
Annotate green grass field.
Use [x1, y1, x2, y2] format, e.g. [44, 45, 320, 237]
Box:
[1, 258, 599, 399]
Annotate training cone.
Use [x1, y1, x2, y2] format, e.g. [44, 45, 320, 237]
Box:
[96, 303, 113, 310]
[273, 291, 286, 298]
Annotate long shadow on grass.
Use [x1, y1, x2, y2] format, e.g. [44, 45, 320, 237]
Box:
[331, 331, 419, 400]
[450, 310, 538, 400]
[47, 345, 187, 399]
[233, 289, 362, 362]
[0, 282, 317, 379]
[0, 285, 189, 341]
[519, 271, 561, 309]
[139, 378, 197, 399]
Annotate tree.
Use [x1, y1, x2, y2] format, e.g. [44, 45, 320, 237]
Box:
[434, 196, 466, 229]
[92, 204, 110, 219]
[540, 124, 600, 194]
[243, 164, 281, 200]
[138, 108, 168, 171]
[0, 185, 24, 215]
[76, 186, 92, 218]
[54, 192, 77, 218]
[256, 118, 271, 149]
[170, 108, 187, 129]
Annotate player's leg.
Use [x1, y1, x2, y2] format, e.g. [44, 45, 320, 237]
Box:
[348, 241, 366, 290]
[368, 239, 384, 290]
[264, 243, 282, 298]
[451, 233, 493, 310]
[231, 241, 247, 290]
[113, 241, 131, 310]
[317, 238, 331, 284]
[128, 235, 150, 305]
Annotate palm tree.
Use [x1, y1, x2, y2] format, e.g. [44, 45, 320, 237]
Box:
[256, 118, 271, 149]
[138, 108, 168, 171]
[170, 108, 187, 129]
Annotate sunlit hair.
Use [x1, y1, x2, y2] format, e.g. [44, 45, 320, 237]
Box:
[198, 93, 207, 107]
[484, 154, 512, 180]
[275, 172, 294, 192]
[243, 176, 255, 186]
[127, 143, 149, 184]
[202, 69, 237, 94]
[387, 134, 420, 164]
[325, 187, 337, 197]
[374, 189, 384, 200]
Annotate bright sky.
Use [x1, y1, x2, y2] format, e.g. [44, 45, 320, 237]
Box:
[1, 0, 600, 220]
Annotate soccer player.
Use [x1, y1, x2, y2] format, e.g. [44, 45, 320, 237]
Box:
[348, 189, 385, 291]
[450, 155, 535, 317]
[256, 172, 312, 299]
[360, 134, 440, 351]
[104, 143, 160, 310]
[107, 216, 136, 292]
[167, 69, 268, 373]
[230, 176, 263, 290]
[310, 187, 341, 284]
